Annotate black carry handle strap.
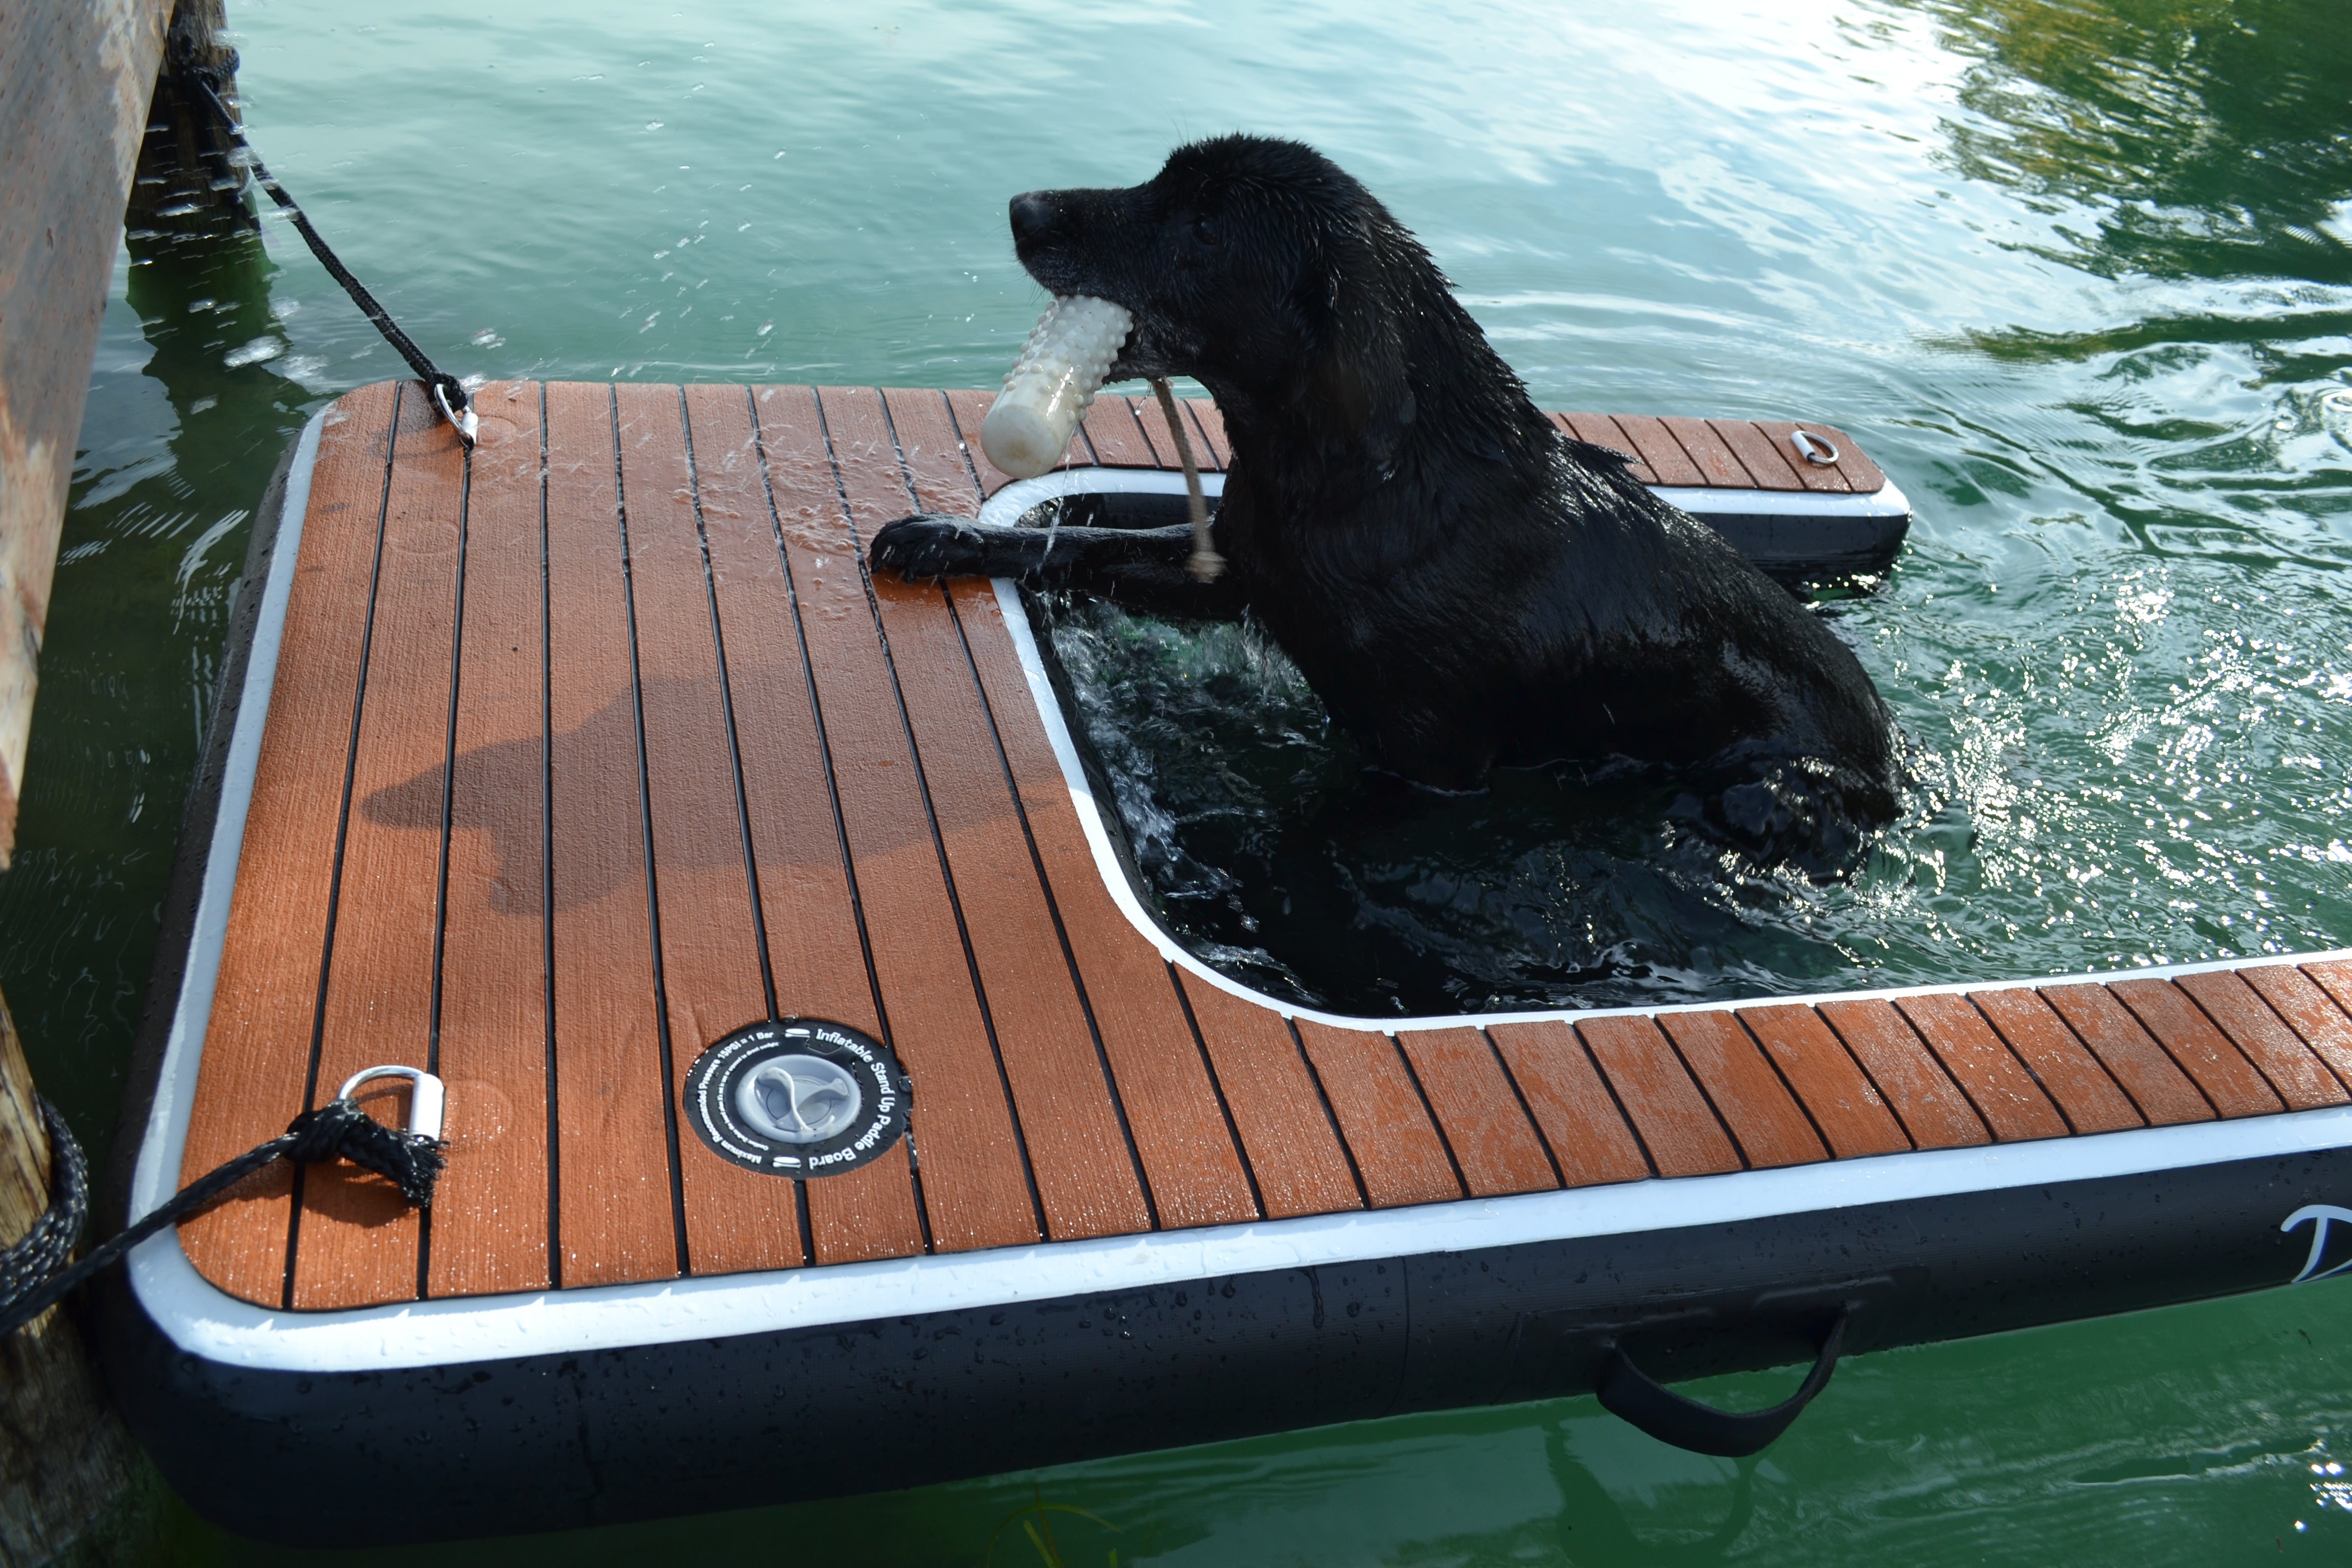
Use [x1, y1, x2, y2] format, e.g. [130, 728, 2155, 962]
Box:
[1596, 1308, 1848, 1457]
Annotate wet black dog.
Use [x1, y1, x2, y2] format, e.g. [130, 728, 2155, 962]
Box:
[872, 136, 1901, 853]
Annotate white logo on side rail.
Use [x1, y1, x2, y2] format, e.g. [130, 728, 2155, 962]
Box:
[2282, 1205, 2352, 1284]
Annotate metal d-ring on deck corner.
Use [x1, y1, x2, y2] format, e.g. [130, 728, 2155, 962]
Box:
[336, 1065, 447, 1142]
[1790, 428, 1841, 465]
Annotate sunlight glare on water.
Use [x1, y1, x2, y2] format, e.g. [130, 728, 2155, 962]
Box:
[26, 0, 2352, 1560]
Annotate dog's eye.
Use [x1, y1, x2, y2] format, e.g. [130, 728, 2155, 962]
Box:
[1190, 213, 1220, 247]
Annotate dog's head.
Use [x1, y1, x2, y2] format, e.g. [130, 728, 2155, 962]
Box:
[1009, 136, 1432, 449]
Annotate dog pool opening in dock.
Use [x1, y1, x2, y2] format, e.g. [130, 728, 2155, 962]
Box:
[1012, 479, 1918, 1019]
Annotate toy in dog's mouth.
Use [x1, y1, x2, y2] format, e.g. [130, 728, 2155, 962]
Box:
[979, 295, 1133, 479]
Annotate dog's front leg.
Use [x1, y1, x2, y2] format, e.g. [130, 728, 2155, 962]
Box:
[869, 516, 1244, 619]
[866, 516, 1056, 580]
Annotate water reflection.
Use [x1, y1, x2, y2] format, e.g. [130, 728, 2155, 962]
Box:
[1914, 0, 2352, 285]
[0, 208, 314, 1146]
[1390, 1423, 1757, 1565]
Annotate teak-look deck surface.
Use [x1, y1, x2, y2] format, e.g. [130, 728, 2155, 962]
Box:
[177, 381, 2350, 1310]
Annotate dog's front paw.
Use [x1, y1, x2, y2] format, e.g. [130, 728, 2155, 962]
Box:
[870, 514, 990, 580]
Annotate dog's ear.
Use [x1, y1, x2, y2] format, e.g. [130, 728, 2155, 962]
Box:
[1295, 222, 1416, 465]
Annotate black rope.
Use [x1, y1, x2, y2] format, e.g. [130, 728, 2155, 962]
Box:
[0, 1099, 447, 1339]
[0, 1097, 87, 1320]
[187, 69, 476, 447]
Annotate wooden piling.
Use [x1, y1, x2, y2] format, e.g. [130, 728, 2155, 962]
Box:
[0, 997, 136, 1566]
[0, 0, 175, 867]
[128, 0, 250, 232]
[0, 0, 181, 1557]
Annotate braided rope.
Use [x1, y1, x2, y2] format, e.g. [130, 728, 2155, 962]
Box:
[0, 1097, 89, 1327]
[0, 1099, 446, 1339]
[186, 69, 475, 447]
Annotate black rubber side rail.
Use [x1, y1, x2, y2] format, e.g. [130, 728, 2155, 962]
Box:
[1597, 1308, 1848, 1457]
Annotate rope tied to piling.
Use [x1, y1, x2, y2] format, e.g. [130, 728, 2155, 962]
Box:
[0, 1097, 447, 1339]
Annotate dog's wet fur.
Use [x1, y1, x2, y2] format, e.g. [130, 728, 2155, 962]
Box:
[871, 135, 1902, 863]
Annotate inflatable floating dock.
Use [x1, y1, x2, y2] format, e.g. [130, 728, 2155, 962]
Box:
[101, 380, 2352, 1544]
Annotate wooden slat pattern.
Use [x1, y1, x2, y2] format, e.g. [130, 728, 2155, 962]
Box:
[1127, 395, 1223, 473]
[1753, 421, 1853, 493]
[823, 386, 1150, 1242]
[1574, 1016, 1739, 1177]
[1484, 1021, 1652, 1186]
[1816, 998, 1988, 1149]
[1965, 987, 2141, 1135]
[1794, 422, 1886, 493]
[1707, 419, 1806, 491]
[1554, 412, 1658, 485]
[426, 382, 553, 1297]
[1657, 416, 1755, 488]
[1652, 1010, 1825, 1167]
[292, 384, 462, 1309]
[188, 384, 2352, 1312]
[1184, 401, 1233, 469]
[2243, 964, 2352, 1091]
[757, 385, 1039, 1253]
[1292, 1021, 1461, 1208]
[1607, 414, 1707, 488]
[691, 383, 923, 1264]
[1178, 975, 1361, 1218]
[1078, 400, 1156, 470]
[1892, 992, 2068, 1142]
[1735, 1004, 1908, 1158]
[180, 381, 401, 1306]
[2104, 979, 2284, 1118]
[2036, 982, 2215, 1124]
[2303, 960, 2352, 1023]
[2174, 970, 2348, 1110]
[884, 387, 1259, 1230]
[615, 382, 805, 1276]
[1393, 1027, 1557, 1197]
[950, 575, 1259, 1228]
[543, 382, 680, 1286]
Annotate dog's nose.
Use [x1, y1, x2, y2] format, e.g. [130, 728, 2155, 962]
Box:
[1009, 192, 1059, 247]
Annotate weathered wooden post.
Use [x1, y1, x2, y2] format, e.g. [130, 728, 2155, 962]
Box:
[0, 0, 176, 864]
[0, 0, 179, 1560]
[0, 1010, 136, 1565]
[127, 0, 250, 231]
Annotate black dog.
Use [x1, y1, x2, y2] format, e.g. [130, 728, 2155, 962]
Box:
[873, 136, 1901, 849]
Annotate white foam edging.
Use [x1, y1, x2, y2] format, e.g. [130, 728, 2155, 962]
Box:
[131, 410, 2348, 1376]
[132, 1092, 2352, 1371]
[979, 467, 1230, 528]
[130, 407, 322, 1238]
[976, 467, 1910, 529]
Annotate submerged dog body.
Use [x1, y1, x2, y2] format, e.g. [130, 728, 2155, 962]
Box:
[874, 136, 1901, 837]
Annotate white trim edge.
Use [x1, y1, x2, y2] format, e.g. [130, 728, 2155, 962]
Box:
[976, 466, 1911, 530]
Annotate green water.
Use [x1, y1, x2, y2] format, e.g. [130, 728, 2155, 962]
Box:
[28, 0, 2352, 1559]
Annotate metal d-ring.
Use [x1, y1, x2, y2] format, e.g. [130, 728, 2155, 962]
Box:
[336, 1065, 447, 1142]
[1790, 428, 1841, 466]
[433, 379, 480, 450]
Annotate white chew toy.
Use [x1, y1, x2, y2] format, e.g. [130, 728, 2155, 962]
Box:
[980, 295, 1133, 479]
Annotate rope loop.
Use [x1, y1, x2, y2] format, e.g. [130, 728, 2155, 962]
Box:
[0, 1093, 448, 1339]
[0, 1097, 90, 1327]
[283, 1098, 448, 1206]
